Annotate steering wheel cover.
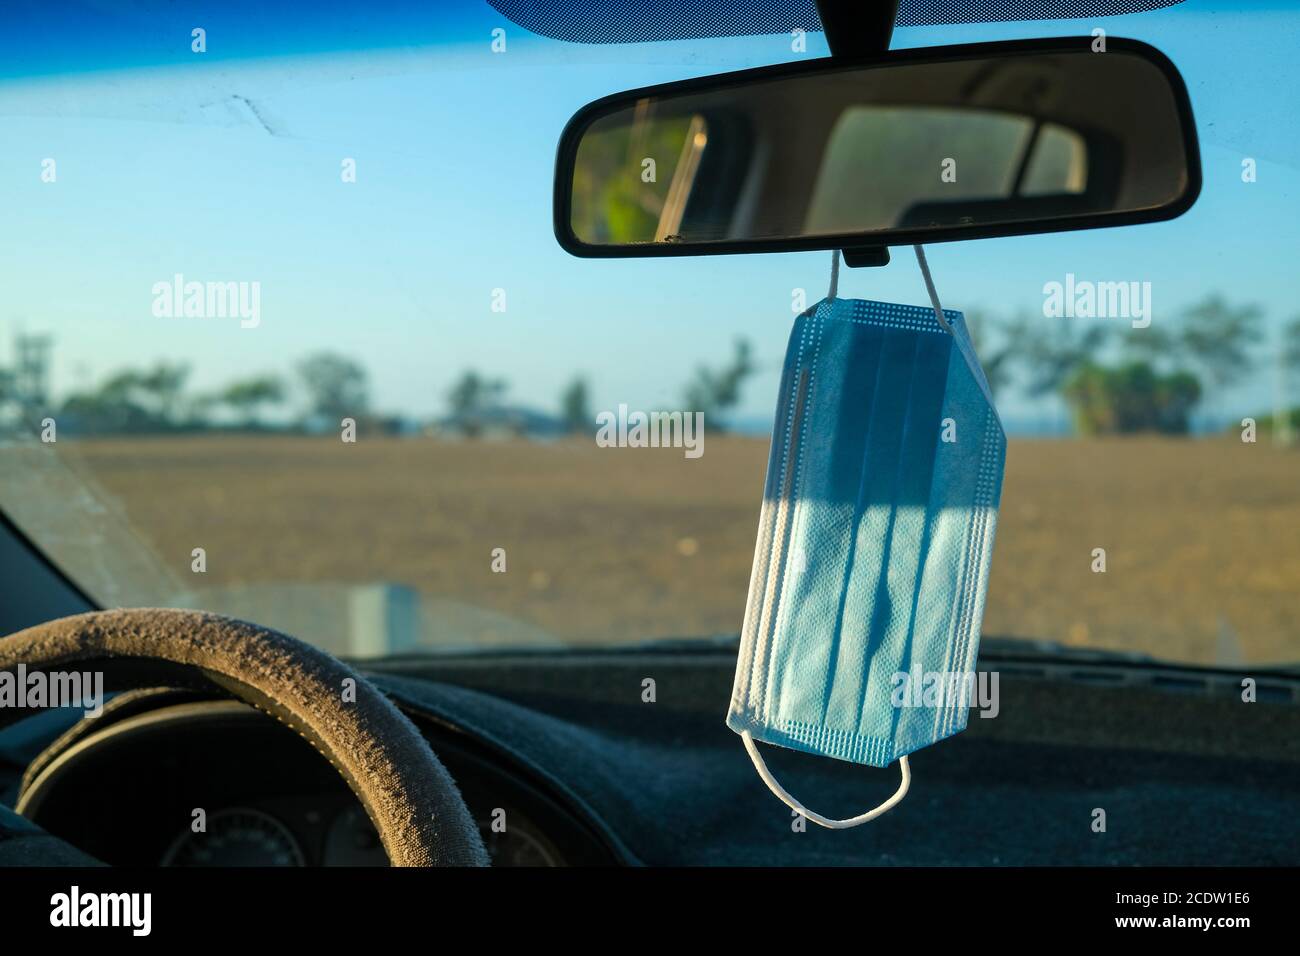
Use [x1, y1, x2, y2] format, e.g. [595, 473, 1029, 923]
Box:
[0, 608, 488, 867]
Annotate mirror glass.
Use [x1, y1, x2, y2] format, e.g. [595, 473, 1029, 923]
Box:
[564, 46, 1193, 250]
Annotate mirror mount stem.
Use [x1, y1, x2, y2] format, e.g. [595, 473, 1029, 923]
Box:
[842, 246, 891, 268]
[816, 0, 899, 57]
[818, 1, 897, 266]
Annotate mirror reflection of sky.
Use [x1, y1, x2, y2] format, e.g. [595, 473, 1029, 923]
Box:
[1, 1, 1296, 433]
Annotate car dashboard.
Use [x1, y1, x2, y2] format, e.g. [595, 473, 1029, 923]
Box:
[12, 694, 616, 867]
[1, 643, 1297, 867]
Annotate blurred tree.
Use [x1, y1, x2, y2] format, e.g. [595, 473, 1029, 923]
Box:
[1283, 315, 1300, 380]
[684, 338, 755, 430]
[447, 371, 507, 438]
[60, 373, 154, 433]
[1004, 315, 1112, 398]
[1179, 295, 1262, 390]
[98, 369, 143, 402]
[135, 362, 190, 424]
[963, 310, 1017, 396]
[297, 353, 368, 422]
[559, 376, 591, 434]
[1119, 323, 1180, 364]
[1063, 361, 1200, 435]
[1272, 315, 1300, 445]
[221, 375, 286, 429]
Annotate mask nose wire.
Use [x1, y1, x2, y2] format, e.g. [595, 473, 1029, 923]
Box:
[740, 730, 911, 829]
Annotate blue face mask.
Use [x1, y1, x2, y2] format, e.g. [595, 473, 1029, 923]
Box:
[727, 274, 1006, 828]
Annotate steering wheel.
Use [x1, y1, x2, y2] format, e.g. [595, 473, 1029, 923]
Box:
[0, 608, 489, 867]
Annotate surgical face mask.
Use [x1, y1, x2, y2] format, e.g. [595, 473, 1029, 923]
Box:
[727, 257, 1005, 828]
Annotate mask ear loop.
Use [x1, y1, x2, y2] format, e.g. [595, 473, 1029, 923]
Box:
[740, 731, 911, 828]
[914, 244, 954, 334]
[831, 246, 950, 336]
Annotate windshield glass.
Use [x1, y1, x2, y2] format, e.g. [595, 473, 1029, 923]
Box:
[1, 2, 1297, 663]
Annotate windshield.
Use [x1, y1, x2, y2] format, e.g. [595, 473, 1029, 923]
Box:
[1, 2, 1297, 664]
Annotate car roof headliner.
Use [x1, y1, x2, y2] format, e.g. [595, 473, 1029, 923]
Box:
[487, 0, 1188, 45]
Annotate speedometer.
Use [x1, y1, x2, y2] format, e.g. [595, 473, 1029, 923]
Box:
[161, 808, 305, 867]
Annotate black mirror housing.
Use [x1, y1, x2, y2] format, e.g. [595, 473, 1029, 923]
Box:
[553, 37, 1201, 262]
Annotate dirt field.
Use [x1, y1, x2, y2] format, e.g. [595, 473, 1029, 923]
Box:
[32, 434, 1300, 665]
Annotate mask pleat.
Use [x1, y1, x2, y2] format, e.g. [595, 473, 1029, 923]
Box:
[816, 324, 911, 740]
[771, 320, 887, 729]
[874, 328, 953, 747]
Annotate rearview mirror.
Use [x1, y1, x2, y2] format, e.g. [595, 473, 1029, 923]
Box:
[554, 38, 1199, 263]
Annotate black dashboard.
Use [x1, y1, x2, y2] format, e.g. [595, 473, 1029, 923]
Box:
[3, 644, 1298, 867]
[17, 696, 616, 867]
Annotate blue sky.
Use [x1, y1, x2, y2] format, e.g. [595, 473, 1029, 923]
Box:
[1, 0, 1297, 431]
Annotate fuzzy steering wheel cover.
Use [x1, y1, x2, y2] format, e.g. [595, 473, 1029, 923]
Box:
[0, 608, 489, 867]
